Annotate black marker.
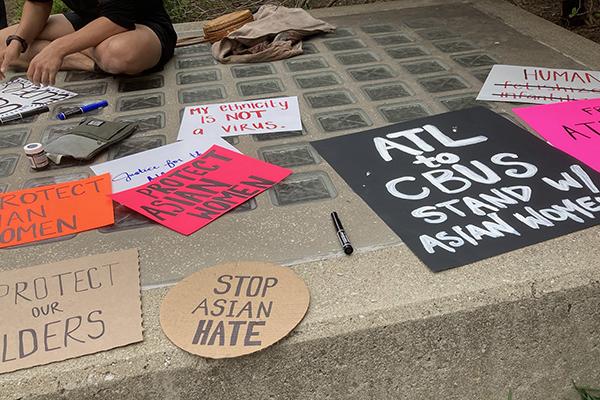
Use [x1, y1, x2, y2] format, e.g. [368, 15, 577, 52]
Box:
[331, 211, 353, 255]
[0, 106, 50, 125]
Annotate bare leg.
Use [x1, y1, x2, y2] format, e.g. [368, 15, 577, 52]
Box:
[92, 24, 162, 75]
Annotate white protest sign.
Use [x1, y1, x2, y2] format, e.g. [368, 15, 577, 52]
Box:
[0, 78, 77, 117]
[477, 65, 600, 104]
[90, 135, 239, 193]
[177, 96, 302, 140]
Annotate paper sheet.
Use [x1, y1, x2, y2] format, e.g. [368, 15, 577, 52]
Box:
[177, 96, 302, 140]
[90, 136, 239, 193]
[514, 98, 600, 172]
[0, 174, 114, 248]
[477, 65, 600, 104]
[112, 145, 291, 235]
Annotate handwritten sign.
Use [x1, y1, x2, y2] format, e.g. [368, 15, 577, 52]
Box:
[0, 78, 77, 118]
[160, 261, 309, 359]
[477, 65, 600, 104]
[112, 146, 291, 235]
[90, 136, 239, 193]
[177, 96, 302, 140]
[0, 249, 142, 374]
[312, 107, 600, 271]
[0, 174, 114, 248]
[513, 99, 600, 172]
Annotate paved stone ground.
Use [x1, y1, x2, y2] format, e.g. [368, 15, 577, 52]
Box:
[1, 0, 592, 287]
[0, 1, 599, 399]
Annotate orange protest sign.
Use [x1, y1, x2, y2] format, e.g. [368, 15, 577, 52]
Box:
[0, 174, 114, 248]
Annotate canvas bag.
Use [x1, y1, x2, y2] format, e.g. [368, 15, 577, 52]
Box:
[45, 118, 138, 164]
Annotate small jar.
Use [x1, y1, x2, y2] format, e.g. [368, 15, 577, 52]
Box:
[23, 143, 49, 170]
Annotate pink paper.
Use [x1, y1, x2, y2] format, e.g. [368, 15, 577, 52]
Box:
[513, 98, 600, 172]
[112, 145, 291, 235]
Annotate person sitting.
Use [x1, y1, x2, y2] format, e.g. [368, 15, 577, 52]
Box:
[0, 0, 177, 85]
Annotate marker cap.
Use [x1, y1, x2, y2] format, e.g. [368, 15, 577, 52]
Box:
[23, 142, 44, 155]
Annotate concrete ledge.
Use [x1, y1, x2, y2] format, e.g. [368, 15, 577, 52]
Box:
[2, 226, 599, 399]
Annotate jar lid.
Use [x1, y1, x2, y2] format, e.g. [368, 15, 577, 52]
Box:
[23, 143, 44, 155]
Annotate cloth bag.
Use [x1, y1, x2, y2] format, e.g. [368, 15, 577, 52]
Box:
[212, 5, 336, 63]
[45, 118, 138, 164]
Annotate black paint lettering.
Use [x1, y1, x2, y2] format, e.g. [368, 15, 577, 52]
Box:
[19, 329, 38, 358]
[187, 207, 220, 220]
[211, 299, 226, 317]
[240, 175, 275, 190]
[563, 124, 591, 140]
[15, 281, 30, 304]
[74, 270, 88, 292]
[191, 320, 212, 345]
[2, 334, 16, 362]
[172, 190, 211, 204]
[257, 301, 273, 318]
[207, 321, 225, 346]
[159, 177, 184, 187]
[228, 320, 246, 346]
[202, 149, 233, 162]
[87, 268, 101, 289]
[246, 277, 263, 297]
[262, 277, 278, 297]
[244, 321, 265, 346]
[33, 277, 48, 300]
[44, 320, 61, 352]
[191, 298, 208, 315]
[214, 275, 232, 295]
[233, 276, 251, 296]
[87, 310, 106, 340]
[186, 178, 231, 195]
[53, 272, 71, 296]
[202, 200, 231, 211]
[56, 215, 77, 233]
[63, 316, 85, 346]
[140, 205, 178, 221]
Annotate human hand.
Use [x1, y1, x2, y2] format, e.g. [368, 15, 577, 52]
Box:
[27, 44, 64, 85]
[0, 41, 23, 80]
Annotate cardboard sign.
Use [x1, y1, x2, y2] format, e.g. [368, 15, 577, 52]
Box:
[90, 136, 240, 193]
[311, 107, 600, 272]
[112, 146, 291, 235]
[177, 96, 302, 140]
[477, 65, 600, 104]
[0, 78, 77, 118]
[0, 174, 114, 248]
[513, 98, 600, 172]
[0, 249, 143, 374]
[160, 261, 309, 359]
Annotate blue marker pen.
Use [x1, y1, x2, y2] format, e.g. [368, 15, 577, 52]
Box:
[56, 100, 109, 120]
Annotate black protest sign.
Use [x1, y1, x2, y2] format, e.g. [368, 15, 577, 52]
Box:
[311, 107, 600, 271]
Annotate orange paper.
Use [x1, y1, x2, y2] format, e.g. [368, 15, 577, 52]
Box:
[0, 174, 114, 248]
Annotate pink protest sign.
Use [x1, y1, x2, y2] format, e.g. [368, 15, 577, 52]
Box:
[513, 99, 600, 172]
[112, 146, 292, 235]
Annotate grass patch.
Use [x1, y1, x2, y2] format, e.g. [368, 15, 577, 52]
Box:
[8, 0, 294, 24]
[574, 382, 600, 400]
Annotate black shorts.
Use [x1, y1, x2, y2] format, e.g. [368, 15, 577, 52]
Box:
[63, 11, 177, 72]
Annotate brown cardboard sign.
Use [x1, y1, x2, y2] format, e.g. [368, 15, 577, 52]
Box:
[0, 249, 143, 374]
[160, 261, 310, 359]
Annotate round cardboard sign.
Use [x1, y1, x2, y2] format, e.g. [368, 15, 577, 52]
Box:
[159, 261, 310, 359]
